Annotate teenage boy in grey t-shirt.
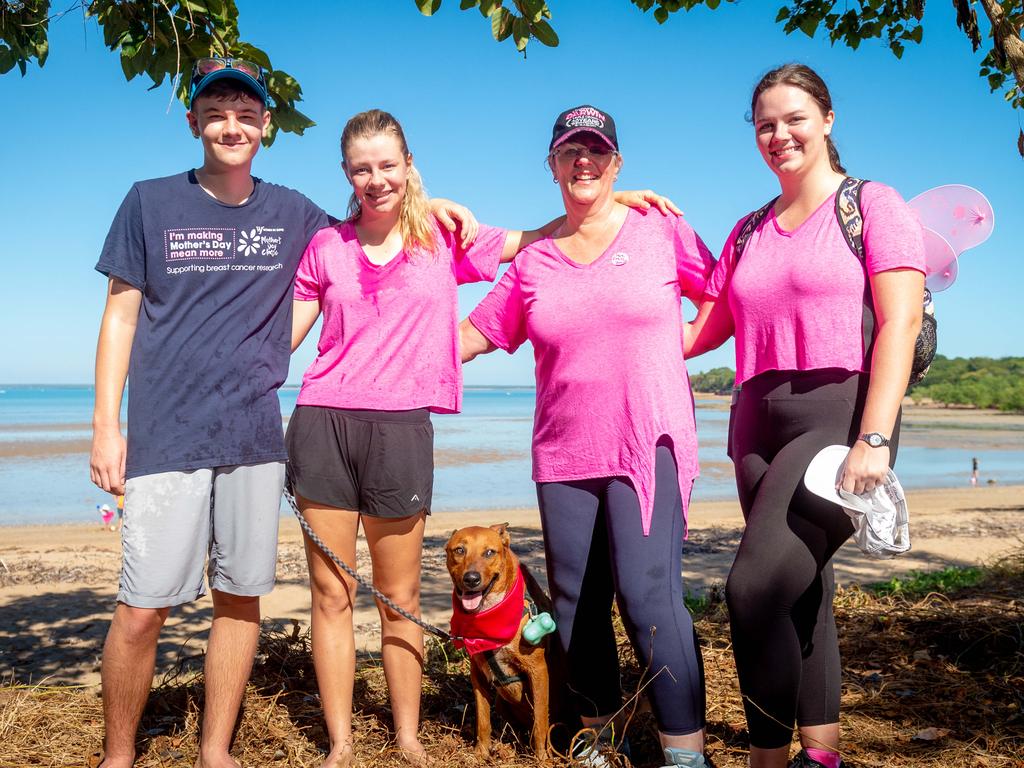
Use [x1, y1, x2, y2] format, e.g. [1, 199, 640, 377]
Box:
[89, 59, 327, 768]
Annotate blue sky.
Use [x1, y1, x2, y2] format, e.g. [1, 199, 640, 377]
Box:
[1, 0, 1019, 386]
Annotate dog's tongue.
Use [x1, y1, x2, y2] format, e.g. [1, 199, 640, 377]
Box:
[461, 592, 484, 612]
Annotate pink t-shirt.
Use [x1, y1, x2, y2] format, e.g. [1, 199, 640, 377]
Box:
[705, 182, 925, 385]
[469, 209, 715, 536]
[295, 220, 506, 413]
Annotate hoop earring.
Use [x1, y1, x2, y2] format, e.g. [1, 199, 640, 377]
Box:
[552, 177, 558, 184]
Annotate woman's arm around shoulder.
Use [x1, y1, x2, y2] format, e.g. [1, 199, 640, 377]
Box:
[684, 297, 734, 359]
[431, 198, 479, 250]
[459, 318, 497, 363]
[682, 217, 748, 358]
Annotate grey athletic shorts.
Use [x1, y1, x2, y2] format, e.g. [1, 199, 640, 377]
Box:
[286, 405, 433, 518]
[119, 462, 285, 608]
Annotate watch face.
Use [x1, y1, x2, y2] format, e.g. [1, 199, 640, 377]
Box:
[868, 434, 882, 447]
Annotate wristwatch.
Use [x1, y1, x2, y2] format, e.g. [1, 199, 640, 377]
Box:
[859, 432, 890, 448]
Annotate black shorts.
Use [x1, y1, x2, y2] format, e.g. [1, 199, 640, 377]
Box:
[285, 405, 434, 518]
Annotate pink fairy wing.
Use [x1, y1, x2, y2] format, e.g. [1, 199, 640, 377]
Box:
[921, 227, 957, 277]
[926, 255, 958, 293]
[908, 185, 994, 256]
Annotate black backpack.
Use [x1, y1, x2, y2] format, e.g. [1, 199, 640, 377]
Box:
[732, 177, 937, 386]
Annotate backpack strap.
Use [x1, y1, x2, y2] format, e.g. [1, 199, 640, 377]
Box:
[835, 177, 866, 261]
[834, 177, 875, 366]
[733, 197, 778, 261]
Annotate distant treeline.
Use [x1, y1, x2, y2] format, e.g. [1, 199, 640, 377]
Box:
[689, 367, 735, 396]
[909, 355, 1024, 412]
[690, 357, 1024, 412]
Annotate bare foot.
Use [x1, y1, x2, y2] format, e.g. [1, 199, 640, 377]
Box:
[93, 753, 133, 768]
[321, 742, 354, 768]
[193, 751, 240, 768]
[397, 739, 429, 767]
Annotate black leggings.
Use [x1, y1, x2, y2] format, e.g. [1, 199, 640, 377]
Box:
[537, 445, 706, 735]
[725, 368, 900, 748]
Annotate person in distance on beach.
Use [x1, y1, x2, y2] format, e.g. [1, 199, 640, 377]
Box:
[286, 107, 680, 767]
[461, 104, 716, 768]
[685, 63, 925, 768]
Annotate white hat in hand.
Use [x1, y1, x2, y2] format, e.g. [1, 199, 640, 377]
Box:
[804, 444, 911, 559]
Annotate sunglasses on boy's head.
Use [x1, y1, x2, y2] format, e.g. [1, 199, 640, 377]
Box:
[194, 56, 262, 80]
[189, 57, 268, 105]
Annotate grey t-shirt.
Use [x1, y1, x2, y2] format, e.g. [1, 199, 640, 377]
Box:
[96, 171, 329, 479]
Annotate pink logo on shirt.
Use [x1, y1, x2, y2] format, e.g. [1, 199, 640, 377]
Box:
[611, 252, 629, 266]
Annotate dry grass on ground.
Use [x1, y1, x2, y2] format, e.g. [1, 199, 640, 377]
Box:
[1, 551, 1022, 768]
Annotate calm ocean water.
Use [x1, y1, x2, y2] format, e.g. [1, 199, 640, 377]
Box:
[1, 385, 1022, 525]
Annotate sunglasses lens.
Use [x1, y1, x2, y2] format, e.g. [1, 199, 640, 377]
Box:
[194, 58, 262, 81]
[232, 60, 262, 80]
[196, 58, 226, 76]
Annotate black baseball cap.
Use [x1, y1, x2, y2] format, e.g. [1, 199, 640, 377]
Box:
[549, 105, 618, 152]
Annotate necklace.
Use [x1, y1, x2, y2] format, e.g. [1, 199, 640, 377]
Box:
[194, 169, 255, 205]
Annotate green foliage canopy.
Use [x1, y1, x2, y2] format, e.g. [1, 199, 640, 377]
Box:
[3, 1, 1022, 151]
[0, 0, 312, 146]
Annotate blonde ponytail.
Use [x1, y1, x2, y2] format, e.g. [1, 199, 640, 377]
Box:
[398, 164, 437, 258]
[340, 109, 437, 257]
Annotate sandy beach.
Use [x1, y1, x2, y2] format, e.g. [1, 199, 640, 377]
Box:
[2, 401, 1021, 691]
[2, 481, 1021, 689]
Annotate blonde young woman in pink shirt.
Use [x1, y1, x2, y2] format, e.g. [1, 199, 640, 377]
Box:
[289, 109, 677, 768]
[687, 65, 925, 768]
[461, 105, 717, 768]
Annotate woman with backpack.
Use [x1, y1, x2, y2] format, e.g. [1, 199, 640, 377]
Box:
[686, 64, 925, 768]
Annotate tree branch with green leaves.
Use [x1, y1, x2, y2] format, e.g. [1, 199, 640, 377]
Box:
[421, 0, 1024, 155]
[3, 1, 1022, 153]
[0, 0, 312, 146]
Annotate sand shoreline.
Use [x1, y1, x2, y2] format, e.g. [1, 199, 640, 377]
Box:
[3, 401, 1021, 454]
[2, 484, 1022, 688]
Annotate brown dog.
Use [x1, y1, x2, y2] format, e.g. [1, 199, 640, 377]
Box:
[446, 523, 557, 760]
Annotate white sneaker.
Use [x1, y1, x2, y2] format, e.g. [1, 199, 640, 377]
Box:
[570, 729, 631, 767]
[662, 747, 714, 767]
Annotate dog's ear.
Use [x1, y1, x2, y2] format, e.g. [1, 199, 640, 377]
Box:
[489, 522, 511, 547]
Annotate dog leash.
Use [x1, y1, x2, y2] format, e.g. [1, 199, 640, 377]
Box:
[285, 490, 462, 644]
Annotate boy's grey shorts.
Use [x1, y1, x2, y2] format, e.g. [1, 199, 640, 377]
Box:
[119, 462, 285, 608]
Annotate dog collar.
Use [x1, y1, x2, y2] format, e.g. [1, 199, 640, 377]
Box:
[450, 565, 526, 656]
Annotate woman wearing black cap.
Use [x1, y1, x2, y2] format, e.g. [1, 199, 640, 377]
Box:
[461, 105, 717, 768]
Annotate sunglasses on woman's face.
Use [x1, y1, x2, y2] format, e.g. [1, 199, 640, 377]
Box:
[552, 143, 615, 162]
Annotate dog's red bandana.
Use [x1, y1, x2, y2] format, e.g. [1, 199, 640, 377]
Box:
[450, 566, 526, 656]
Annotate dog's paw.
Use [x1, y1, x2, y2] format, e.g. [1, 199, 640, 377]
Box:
[473, 744, 491, 761]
